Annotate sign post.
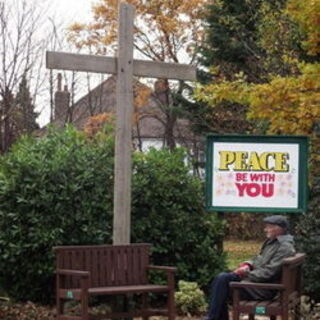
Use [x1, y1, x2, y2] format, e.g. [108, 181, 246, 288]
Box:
[206, 135, 308, 213]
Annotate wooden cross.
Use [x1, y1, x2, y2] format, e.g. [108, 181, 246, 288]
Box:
[46, 2, 196, 245]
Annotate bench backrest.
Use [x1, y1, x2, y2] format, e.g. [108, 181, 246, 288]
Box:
[54, 243, 151, 288]
[281, 253, 305, 295]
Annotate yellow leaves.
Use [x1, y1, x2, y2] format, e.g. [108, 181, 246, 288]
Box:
[286, 0, 320, 55]
[195, 75, 251, 107]
[246, 67, 320, 135]
[195, 62, 320, 136]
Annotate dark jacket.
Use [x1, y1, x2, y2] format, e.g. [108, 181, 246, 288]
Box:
[242, 234, 295, 300]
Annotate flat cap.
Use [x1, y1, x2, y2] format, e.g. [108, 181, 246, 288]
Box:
[263, 215, 289, 229]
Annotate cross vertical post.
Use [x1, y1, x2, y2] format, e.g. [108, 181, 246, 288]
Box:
[113, 3, 135, 245]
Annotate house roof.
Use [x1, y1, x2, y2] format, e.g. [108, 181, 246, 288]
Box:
[53, 75, 197, 144]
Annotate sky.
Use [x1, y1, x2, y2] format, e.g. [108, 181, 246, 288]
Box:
[46, 0, 94, 26]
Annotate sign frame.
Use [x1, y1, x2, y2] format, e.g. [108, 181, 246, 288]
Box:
[206, 135, 308, 213]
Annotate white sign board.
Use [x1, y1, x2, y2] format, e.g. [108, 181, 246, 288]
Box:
[206, 136, 308, 212]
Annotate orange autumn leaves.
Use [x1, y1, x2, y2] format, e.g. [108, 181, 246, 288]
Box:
[68, 0, 206, 62]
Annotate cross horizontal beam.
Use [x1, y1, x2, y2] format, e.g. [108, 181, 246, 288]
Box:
[46, 51, 196, 81]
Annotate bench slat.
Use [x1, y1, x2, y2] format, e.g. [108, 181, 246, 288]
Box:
[89, 284, 169, 295]
[55, 244, 152, 287]
[133, 246, 139, 284]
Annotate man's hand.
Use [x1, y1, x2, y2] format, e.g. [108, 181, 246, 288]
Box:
[233, 265, 250, 278]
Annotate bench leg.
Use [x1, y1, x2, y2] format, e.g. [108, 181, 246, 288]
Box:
[270, 316, 276, 320]
[56, 297, 64, 319]
[232, 310, 240, 320]
[249, 314, 255, 320]
[167, 289, 175, 320]
[81, 294, 89, 320]
[142, 293, 149, 320]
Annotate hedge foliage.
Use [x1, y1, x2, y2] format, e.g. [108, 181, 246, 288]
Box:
[0, 126, 225, 303]
[296, 180, 320, 304]
[0, 127, 115, 303]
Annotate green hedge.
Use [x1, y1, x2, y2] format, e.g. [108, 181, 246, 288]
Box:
[296, 181, 320, 304]
[131, 149, 225, 286]
[0, 127, 115, 303]
[0, 126, 225, 303]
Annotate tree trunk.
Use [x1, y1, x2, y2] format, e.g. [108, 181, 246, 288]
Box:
[1, 89, 15, 153]
[165, 114, 176, 151]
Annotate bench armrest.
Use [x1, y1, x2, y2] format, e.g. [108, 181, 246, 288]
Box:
[56, 269, 90, 278]
[147, 265, 176, 288]
[230, 281, 285, 290]
[147, 265, 177, 273]
[56, 269, 90, 293]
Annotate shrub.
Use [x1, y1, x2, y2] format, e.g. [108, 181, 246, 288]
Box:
[0, 126, 225, 303]
[0, 126, 114, 303]
[131, 149, 225, 286]
[175, 280, 207, 316]
[295, 181, 320, 305]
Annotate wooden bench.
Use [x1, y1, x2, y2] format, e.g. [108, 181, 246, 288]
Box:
[230, 253, 305, 320]
[54, 243, 176, 320]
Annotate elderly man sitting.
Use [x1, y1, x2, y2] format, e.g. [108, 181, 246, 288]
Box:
[204, 215, 295, 320]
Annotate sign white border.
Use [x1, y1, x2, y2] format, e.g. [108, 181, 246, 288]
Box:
[211, 143, 299, 208]
[205, 135, 308, 213]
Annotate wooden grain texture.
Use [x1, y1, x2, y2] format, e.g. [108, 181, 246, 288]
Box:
[46, 52, 196, 81]
[113, 2, 135, 245]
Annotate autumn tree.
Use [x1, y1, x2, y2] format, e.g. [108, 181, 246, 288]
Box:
[197, 0, 320, 134]
[197, 0, 308, 135]
[68, 0, 205, 63]
[67, 0, 206, 151]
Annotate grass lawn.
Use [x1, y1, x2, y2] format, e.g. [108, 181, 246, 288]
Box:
[224, 240, 262, 270]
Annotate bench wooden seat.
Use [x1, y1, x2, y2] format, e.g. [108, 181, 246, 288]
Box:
[58, 284, 170, 298]
[230, 253, 305, 320]
[54, 243, 176, 320]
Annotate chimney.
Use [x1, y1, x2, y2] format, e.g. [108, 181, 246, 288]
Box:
[54, 73, 70, 122]
[154, 79, 169, 105]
